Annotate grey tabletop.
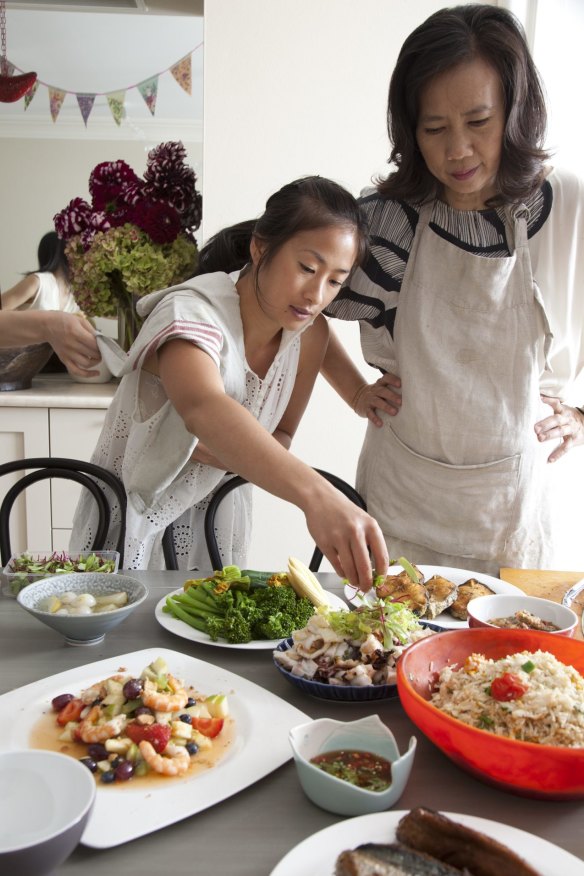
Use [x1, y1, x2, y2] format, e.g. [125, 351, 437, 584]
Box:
[1, 571, 583, 875]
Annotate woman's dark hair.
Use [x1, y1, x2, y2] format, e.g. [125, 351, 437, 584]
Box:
[195, 175, 369, 281]
[378, 4, 550, 206]
[31, 231, 70, 279]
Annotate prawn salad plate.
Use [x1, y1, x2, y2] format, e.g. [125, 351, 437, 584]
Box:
[344, 564, 523, 629]
[269, 810, 584, 876]
[0, 647, 309, 848]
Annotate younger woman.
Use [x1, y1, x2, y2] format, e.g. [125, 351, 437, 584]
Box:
[71, 176, 387, 590]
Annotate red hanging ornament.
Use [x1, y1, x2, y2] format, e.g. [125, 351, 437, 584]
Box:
[0, 1, 37, 103]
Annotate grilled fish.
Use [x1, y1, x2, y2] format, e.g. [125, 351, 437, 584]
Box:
[423, 575, 458, 619]
[375, 568, 428, 615]
[448, 578, 495, 620]
[396, 808, 541, 876]
[335, 842, 465, 876]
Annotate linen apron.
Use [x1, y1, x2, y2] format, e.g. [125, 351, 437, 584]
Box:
[356, 201, 554, 576]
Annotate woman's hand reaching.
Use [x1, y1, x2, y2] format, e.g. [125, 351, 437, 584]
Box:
[534, 395, 584, 462]
[351, 372, 402, 427]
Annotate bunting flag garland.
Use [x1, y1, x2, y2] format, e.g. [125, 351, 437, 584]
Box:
[48, 86, 66, 122]
[137, 75, 158, 116]
[170, 54, 191, 96]
[107, 89, 126, 126]
[76, 92, 96, 126]
[7, 42, 201, 127]
[24, 79, 38, 109]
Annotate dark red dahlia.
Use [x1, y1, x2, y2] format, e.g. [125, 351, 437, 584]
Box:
[89, 160, 141, 211]
[53, 197, 93, 240]
[132, 201, 182, 244]
[143, 140, 201, 231]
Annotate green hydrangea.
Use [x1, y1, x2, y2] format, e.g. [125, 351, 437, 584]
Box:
[66, 224, 198, 319]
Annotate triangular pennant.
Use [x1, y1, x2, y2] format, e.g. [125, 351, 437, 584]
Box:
[107, 89, 126, 126]
[24, 80, 39, 109]
[137, 75, 158, 116]
[76, 92, 96, 126]
[48, 87, 66, 122]
[170, 54, 192, 95]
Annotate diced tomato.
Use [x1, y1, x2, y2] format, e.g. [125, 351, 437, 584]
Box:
[490, 672, 529, 702]
[126, 722, 171, 753]
[191, 717, 224, 738]
[56, 697, 85, 726]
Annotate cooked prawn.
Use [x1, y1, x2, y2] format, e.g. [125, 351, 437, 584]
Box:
[79, 674, 129, 705]
[138, 741, 190, 776]
[141, 675, 188, 712]
[76, 705, 127, 743]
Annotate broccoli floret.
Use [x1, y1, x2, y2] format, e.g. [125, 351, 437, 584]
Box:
[251, 586, 314, 639]
[222, 609, 253, 644]
[205, 614, 228, 642]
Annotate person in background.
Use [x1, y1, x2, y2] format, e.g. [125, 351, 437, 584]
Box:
[323, 4, 584, 576]
[0, 309, 101, 378]
[71, 176, 388, 589]
[1, 231, 79, 314]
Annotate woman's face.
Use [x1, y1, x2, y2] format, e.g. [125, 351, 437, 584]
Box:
[251, 226, 358, 330]
[416, 56, 506, 210]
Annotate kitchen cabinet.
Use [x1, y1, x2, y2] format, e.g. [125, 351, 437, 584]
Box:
[0, 375, 116, 555]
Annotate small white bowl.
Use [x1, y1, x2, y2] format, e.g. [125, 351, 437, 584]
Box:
[289, 715, 416, 816]
[467, 593, 578, 637]
[0, 750, 96, 875]
[17, 572, 148, 646]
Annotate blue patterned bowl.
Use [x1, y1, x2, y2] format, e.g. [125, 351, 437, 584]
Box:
[16, 573, 148, 646]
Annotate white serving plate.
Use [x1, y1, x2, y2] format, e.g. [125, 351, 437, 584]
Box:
[344, 565, 522, 628]
[0, 647, 309, 848]
[155, 587, 347, 649]
[269, 810, 583, 876]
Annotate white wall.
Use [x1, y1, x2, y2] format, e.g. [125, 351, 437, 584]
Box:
[202, 0, 453, 570]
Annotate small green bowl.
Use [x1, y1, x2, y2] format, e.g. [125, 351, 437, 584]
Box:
[289, 714, 416, 816]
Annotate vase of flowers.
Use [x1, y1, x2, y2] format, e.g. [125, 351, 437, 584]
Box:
[54, 141, 202, 350]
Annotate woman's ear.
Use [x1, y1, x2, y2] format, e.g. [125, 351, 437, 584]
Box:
[250, 235, 265, 266]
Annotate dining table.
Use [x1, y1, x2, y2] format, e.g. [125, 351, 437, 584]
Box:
[1, 568, 583, 875]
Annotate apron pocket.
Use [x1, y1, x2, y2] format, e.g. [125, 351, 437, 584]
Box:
[359, 425, 521, 562]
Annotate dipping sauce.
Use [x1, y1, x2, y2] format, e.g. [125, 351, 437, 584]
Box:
[310, 749, 392, 792]
[488, 610, 560, 632]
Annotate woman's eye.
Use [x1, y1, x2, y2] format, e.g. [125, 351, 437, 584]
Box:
[424, 126, 444, 136]
[300, 262, 315, 274]
[329, 278, 342, 288]
[469, 118, 489, 127]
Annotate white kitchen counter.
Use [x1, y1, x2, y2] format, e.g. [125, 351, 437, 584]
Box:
[0, 374, 118, 409]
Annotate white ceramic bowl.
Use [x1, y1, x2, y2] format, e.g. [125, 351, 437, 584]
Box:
[0, 750, 96, 875]
[467, 593, 578, 637]
[289, 715, 416, 816]
[17, 572, 148, 646]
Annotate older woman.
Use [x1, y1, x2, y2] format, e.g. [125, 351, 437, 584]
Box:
[324, 4, 584, 575]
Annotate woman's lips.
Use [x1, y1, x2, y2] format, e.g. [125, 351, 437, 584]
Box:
[290, 306, 312, 320]
[451, 166, 478, 182]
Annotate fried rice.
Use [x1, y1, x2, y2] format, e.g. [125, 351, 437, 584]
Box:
[430, 649, 584, 747]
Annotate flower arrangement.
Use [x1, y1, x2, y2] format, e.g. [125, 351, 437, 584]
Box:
[54, 141, 201, 348]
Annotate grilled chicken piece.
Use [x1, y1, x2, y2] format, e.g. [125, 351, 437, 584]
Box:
[448, 578, 495, 620]
[375, 570, 428, 616]
[335, 843, 463, 876]
[396, 808, 541, 876]
[423, 575, 458, 619]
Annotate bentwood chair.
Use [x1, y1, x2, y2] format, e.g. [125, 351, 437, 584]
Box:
[203, 469, 367, 572]
[0, 457, 127, 566]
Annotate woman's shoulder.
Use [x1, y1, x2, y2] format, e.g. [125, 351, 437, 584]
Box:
[544, 165, 584, 207]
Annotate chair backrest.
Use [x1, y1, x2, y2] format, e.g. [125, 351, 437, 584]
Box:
[0, 457, 127, 566]
[203, 469, 367, 572]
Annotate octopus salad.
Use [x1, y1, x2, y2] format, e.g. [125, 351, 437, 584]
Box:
[274, 604, 435, 687]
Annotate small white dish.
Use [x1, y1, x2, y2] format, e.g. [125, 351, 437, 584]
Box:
[289, 715, 416, 816]
[467, 593, 578, 637]
[0, 749, 96, 875]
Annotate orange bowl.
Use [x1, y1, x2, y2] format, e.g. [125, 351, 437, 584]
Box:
[396, 628, 584, 799]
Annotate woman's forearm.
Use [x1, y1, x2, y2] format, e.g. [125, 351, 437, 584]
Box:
[321, 323, 370, 408]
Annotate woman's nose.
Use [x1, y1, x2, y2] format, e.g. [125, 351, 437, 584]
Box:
[306, 276, 326, 304]
[446, 129, 473, 160]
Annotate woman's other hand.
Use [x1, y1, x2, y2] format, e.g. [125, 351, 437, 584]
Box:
[535, 395, 584, 462]
[351, 372, 402, 426]
[46, 312, 102, 377]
